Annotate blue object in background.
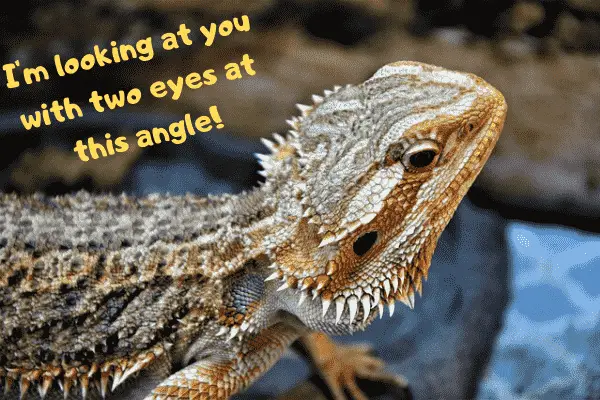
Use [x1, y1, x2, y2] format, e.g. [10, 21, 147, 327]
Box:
[479, 222, 600, 400]
[132, 161, 236, 196]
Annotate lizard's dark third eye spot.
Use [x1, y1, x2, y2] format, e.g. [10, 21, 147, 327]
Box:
[353, 231, 378, 256]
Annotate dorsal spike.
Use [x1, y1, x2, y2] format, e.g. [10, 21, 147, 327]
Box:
[288, 130, 299, 139]
[254, 153, 271, 162]
[296, 103, 312, 116]
[260, 138, 277, 153]
[272, 133, 286, 145]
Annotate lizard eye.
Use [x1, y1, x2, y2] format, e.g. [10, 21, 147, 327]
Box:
[401, 140, 440, 172]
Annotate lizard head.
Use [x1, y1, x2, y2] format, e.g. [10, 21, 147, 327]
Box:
[260, 61, 507, 332]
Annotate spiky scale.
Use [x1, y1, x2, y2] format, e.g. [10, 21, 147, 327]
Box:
[254, 153, 270, 162]
[347, 296, 358, 323]
[383, 280, 391, 297]
[391, 276, 399, 293]
[261, 138, 277, 153]
[265, 271, 280, 281]
[272, 133, 285, 145]
[361, 296, 371, 322]
[408, 292, 415, 309]
[100, 373, 109, 398]
[335, 297, 345, 324]
[317, 297, 329, 316]
[80, 374, 89, 399]
[303, 207, 315, 218]
[228, 326, 240, 341]
[19, 377, 30, 400]
[216, 326, 228, 336]
[38, 375, 53, 399]
[61, 377, 72, 399]
[373, 288, 381, 307]
[296, 103, 312, 115]
[319, 232, 337, 248]
[298, 291, 307, 306]
[111, 368, 123, 392]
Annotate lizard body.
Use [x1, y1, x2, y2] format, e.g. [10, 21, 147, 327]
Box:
[0, 61, 507, 399]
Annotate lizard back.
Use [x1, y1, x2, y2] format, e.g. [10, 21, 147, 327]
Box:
[0, 190, 270, 395]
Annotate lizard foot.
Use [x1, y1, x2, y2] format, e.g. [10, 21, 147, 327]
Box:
[315, 342, 408, 400]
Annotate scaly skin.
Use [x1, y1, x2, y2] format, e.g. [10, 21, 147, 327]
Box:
[0, 61, 507, 400]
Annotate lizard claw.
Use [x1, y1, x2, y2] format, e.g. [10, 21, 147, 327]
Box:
[315, 343, 408, 400]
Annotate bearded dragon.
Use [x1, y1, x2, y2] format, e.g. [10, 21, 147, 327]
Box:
[0, 61, 507, 400]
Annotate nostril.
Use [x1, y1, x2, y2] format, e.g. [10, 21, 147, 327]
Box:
[353, 231, 378, 256]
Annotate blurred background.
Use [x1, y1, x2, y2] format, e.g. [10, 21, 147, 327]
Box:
[1, 0, 600, 399]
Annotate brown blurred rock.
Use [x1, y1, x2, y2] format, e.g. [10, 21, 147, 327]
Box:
[568, 0, 600, 13]
[558, 11, 600, 52]
[510, 1, 545, 34]
[116, 0, 275, 14]
[10, 142, 141, 193]
[113, 0, 390, 16]
[477, 52, 600, 222]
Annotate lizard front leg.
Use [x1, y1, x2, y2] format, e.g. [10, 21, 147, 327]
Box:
[298, 332, 408, 400]
[146, 322, 301, 400]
